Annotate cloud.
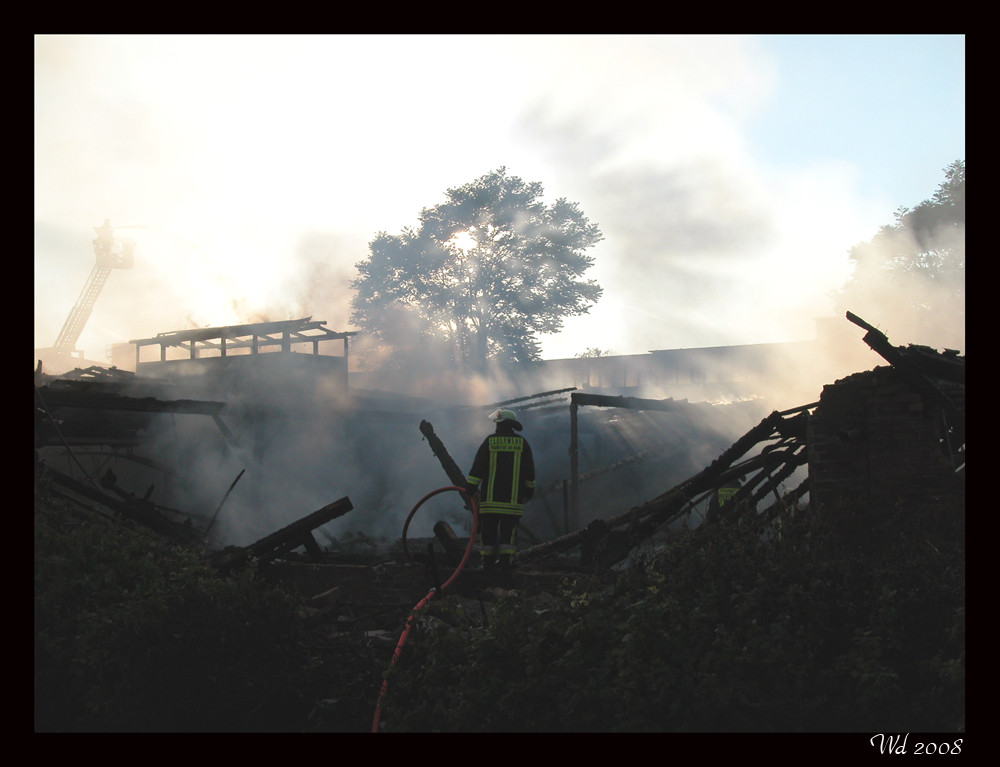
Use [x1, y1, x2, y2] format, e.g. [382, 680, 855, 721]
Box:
[34, 34, 937, 366]
[513, 101, 883, 357]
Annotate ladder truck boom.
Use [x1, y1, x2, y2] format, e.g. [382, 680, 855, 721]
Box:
[53, 219, 135, 353]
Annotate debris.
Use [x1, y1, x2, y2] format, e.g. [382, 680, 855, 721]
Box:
[33, 310, 965, 635]
[306, 586, 342, 609]
[42, 462, 203, 544]
[418, 419, 470, 490]
[433, 520, 466, 565]
[520, 405, 813, 564]
[847, 310, 965, 445]
[204, 468, 246, 536]
[213, 496, 354, 573]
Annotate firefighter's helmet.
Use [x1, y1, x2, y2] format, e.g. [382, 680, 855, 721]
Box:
[488, 408, 523, 430]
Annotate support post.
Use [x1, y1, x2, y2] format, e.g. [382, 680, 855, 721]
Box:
[563, 479, 569, 537]
[570, 399, 579, 531]
[343, 336, 349, 388]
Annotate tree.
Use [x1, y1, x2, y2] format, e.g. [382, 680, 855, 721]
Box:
[350, 168, 604, 370]
[834, 160, 965, 349]
[575, 347, 614, 358]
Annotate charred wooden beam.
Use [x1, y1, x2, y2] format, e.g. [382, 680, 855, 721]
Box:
[522, 410, 788, 562]
[205, 469, 246, 536]
[486, 387, 577, 409]
[571, 392, 685, 413]
[45, 464, 203, 544]
[34, 387, 226, 415]
[301, 533, 325, 560]
[35, 432, 145, 449]
[211, 415, 239, 447]
[775, 410, 810, 440]
[759, 477, 811, 519]
[739, 477, 812, 538]
[747, 445, 808, 508]
[418, 420, 477, 517]
[213, 496, 354, 572]
[716, 444, 807, 520]
[846, 311, 965, 444]
[569, 391, 693, 529]
[433, 520, 466, 565]
[35, 382, 234, 450]
[418, 420, 468, 489]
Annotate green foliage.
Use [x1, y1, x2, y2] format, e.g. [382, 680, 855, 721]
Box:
[834, 160, 965, 348]
[575, 347, 614, 358]
[381, 499, 964, 732]
[35, 478, 964, 732]
[350, 167, 603, 370]
[34, 495, 387, 732]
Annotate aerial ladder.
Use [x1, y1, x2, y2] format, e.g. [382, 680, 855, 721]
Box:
[53, 219, 137, 355]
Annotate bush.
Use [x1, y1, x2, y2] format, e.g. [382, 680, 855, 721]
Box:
[380, 498, 965, 732]
[34, 491, 387, 732]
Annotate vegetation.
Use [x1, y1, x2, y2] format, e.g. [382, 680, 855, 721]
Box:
[350, 167, 603, 371]
[834, 160, 965, 349]
[34, 485, 389, 732]
[575, 347, 614, 358]
[35, 477, 963, 733]
[381, 498, 964, 732]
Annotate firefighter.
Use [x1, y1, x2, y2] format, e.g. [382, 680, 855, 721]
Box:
[707, 474, 744, 522]
[465, 408, 535, 570]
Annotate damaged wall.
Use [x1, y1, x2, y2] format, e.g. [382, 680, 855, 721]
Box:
[807, 364, 964, 514]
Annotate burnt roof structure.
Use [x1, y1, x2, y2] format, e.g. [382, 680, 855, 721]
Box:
[129, 317, 356, 370]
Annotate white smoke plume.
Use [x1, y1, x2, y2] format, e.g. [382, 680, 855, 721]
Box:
[35, 35, 963, 545]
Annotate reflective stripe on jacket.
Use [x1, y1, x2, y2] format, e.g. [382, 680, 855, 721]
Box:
[468, 432, 535, 516]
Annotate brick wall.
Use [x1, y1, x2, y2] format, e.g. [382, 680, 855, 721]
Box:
[807, 366, 961, 514]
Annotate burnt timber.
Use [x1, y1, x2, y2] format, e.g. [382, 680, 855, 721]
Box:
[213, 496, 355, 573]
[569, 391, 706, 529]
[34, 311, 965, 618]
[130, 317, 356, 366]
[34, 367, 230, 449]
[520, 403, 814, 565]
[846, 310, 965, 446]
[41, 461, 204, 544]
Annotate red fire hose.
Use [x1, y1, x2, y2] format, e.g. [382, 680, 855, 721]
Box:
[370, 485, 479, 733]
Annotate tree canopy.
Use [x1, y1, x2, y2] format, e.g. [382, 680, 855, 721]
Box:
[350, 168, 604, 369]
[834, 160, 965, 349]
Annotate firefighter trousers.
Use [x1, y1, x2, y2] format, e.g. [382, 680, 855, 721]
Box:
[478, 512, 520, 568]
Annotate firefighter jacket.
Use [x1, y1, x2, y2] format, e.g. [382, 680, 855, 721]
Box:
[707, 477, 743, 519]
[467, 426, 535, 516]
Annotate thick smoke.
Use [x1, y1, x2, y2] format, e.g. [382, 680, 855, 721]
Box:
[114, 358, 483, 549]
[281, 231, 363, 329]
[834, 221, 965, 354]
[35, 36, 962, 549]
[512, 103, 874, 362]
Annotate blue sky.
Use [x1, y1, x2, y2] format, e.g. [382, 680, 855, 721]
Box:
[34, 34, 965, 365]
[746, 35, 964, 207]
